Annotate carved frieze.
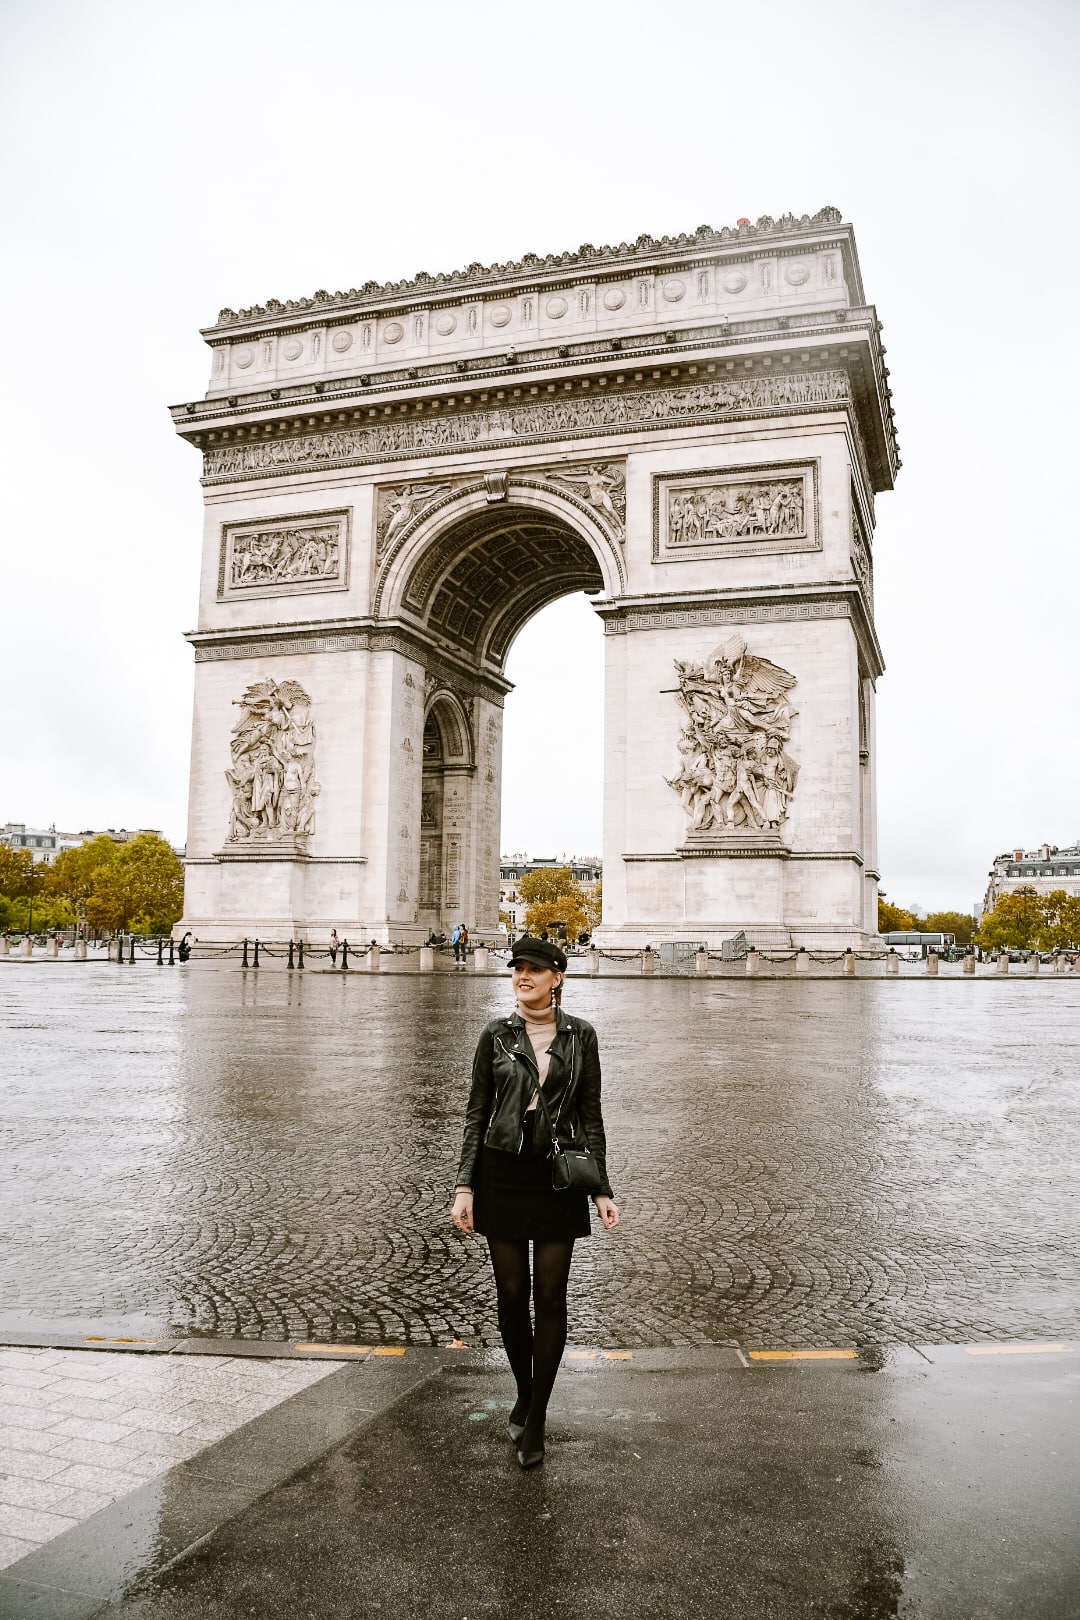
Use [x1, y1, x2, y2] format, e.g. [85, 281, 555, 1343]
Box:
[653, 464, 817, 562]
[850, 502, 873, 610]
[225, 678, 320, 845]
[376, 483, 451, 562]
[218, 510, 350, 599]
[536, 462, 626, 541]
[666, 634, 799, 840]
[202, 369, 852, 482]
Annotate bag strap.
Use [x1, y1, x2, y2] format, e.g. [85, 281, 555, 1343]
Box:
[528, 1027, 578, 1158]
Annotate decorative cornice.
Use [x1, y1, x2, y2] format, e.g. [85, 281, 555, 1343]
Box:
[208, 209, 847, 331]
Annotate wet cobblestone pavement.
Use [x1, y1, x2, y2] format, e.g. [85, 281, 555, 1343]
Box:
[2, 966, 1078, 1349]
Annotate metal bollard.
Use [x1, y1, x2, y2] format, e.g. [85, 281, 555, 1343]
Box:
[74, 939, 87, 960]
[695, 950, 708, 975]
[996, 952, 1008, 975]
[419, 946, 435, 972]
[885, 950, 899, 977]
[745, 948, 759, 976]
[156, 938, 164, 966]
[844, 950, 857, 977]
[168, 936, 175, 965]
[963, 953, 975, 975]
[366, 943, 381, 971]
[341, 939, 350, 970]
[297, 939, 305, 970]
[642, 949, 656, 975]
[253, 938, 260, 968]
[795, 949, 810, 975]
[129, 936, 135, 964]
[926, 952, 939, 976]
[242, 938, 249, 968]
[287, 941, 295, 970]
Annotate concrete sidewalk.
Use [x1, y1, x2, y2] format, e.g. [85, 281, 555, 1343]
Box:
[0, 1340, 1076, 1619]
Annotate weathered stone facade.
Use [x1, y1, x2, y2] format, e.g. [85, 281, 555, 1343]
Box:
[173, 207, 897, 947]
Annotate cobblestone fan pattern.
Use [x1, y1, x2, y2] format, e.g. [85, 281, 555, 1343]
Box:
[2, 969, 1078, 1349]
[0, 1345, 336, 1570]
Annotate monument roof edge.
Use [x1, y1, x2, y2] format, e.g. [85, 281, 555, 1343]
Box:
[200, 209, 859, 339]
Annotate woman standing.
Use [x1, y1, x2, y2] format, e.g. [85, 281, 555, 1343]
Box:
[451, 937, 619, 1469]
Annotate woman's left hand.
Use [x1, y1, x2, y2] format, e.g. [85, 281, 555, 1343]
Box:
[594, 1196, 620, 1230]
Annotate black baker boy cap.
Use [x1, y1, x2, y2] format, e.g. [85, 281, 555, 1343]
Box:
[509, 936, 567, 973]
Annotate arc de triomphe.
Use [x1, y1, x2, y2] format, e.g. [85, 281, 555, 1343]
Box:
[171, 207, 898, 949]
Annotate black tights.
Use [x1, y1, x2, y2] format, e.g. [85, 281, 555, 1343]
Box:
[488, 1238, 574, 1438]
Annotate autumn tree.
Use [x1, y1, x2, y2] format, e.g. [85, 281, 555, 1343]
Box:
[975, 888, 1044, 952]
[47, 836, 120, 929]
[878, 898, 915, 934]
[1038, 891, 1080, 952]
[922, 911, 975, 948]
[0, 847, 71, 932]
[519, 866, 592, 941]
[48, 833, 184, 933]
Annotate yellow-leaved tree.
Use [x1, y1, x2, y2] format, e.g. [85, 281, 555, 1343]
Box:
[519, 867, 592, 942]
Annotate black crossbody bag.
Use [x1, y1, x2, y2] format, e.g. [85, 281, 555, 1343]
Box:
[529, 1037, 604, 1195]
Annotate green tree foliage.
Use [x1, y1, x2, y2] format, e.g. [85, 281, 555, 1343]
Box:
[975, 888, 1080, 953]
[0, 846, 35, 898]
[0, 847, 66, 932]
[47, 833, 184, 933]
[878, 899, 915, 933]
[922, 910, 975, 948]
[519, 866, 592, 941]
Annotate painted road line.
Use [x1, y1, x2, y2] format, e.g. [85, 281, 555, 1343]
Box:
[748, 1349, 858, 1361]
[964, 1342, 1073, 1356]
[567, 1350, 600, 1360]
[373, 1346, 407, 1356]
[603, 1350, 634, 1360]
[294, 1343, 373, 1355]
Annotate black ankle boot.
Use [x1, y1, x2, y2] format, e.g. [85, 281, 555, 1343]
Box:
[516, 1417, 545, 1469]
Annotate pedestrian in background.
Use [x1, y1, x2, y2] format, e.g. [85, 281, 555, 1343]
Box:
[451, 936, 619, 1469]
[328, 928, 338, 967]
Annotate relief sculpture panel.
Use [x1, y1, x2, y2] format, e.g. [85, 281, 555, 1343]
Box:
[666, 634, 799, 841]
[225, 678, 320, 846]
[219, 511, 350, 599]
[653, 464, 817, 562]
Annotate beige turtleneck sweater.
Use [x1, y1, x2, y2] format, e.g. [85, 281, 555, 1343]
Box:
[521, 1005, 557, 1109]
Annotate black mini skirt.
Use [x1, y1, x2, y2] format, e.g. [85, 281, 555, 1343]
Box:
[472, 1113, 592, 1241]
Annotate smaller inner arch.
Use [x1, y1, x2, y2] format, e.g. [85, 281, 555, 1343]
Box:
[400, 504, 605, 671]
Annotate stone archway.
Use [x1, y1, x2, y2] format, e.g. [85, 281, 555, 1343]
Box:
[176, 210, 896, 949]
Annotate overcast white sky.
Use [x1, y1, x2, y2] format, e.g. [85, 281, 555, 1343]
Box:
[2, 0, 1078, 913]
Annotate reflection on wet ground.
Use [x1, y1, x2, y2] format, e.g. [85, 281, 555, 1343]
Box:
[2, 968, 1079, 1347]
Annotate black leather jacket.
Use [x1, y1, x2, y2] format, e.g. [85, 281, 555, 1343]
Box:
[456, 1008, 614, 1199]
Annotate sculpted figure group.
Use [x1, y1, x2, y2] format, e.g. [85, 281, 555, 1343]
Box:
[666, 634, 799, 836]
[668, 479, 803, 546]
[226, 678, 320, 842]
[230, 525, 339, 588]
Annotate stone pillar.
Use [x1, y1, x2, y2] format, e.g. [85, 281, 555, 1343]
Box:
[1054, 953, 1066, 975]
[745, 949, 759, 976]
[419, 946, 435, 972]
[20, 937, 33, 957]
[885, 951, 899, 977]
[47, 937, 59, 958]
[0, 936, 9, 956]
[642, 949, 657, 975]
[843, 950, 856, 977]
[795, 949, 810, 975]
[695, 950, 708, 975]
[588, 948, 600, 975]
[996, 952, 1009, 975]
[962, 953, 975, 975]
[473, 946, 489, 971]
[366, 944, 381, 972]
[1029, 954, 1039, 975]
[926, 952, 939, 976]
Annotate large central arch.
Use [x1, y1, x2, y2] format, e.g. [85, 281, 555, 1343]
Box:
[175, 210, 895, 949]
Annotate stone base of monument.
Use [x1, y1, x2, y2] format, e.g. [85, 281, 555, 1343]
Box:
[676, 827, 790, 859]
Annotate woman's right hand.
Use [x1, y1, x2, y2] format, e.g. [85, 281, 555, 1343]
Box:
[451, 1189, 474, 1233]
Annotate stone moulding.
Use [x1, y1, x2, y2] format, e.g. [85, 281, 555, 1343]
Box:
[207, 209, 851, 331]
[200, 367, 853, 484]
[652, 461, 820, 563]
